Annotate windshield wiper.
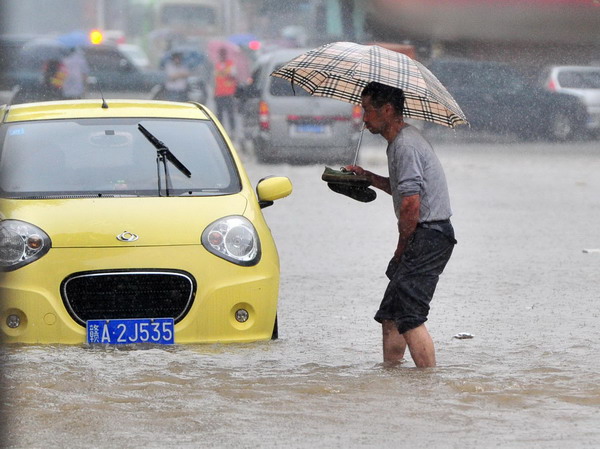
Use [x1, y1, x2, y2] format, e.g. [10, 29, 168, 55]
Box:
[138, 124, 192, 197]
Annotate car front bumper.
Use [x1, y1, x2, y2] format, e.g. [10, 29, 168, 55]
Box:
[0, 245, 280, 345]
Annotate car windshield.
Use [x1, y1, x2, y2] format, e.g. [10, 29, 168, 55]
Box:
[0, 117, 241, 198]
[557, 70, 600, 89]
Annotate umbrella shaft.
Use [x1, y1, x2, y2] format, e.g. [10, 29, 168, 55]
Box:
[352, 123, 365, 166]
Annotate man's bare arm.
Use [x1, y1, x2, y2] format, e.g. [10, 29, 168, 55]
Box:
[394, 194, 420, 259]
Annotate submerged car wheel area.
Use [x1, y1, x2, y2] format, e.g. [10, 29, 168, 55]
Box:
[0, 99, 292, 345]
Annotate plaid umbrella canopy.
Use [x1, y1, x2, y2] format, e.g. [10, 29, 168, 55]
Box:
[270, 41, 468, 128]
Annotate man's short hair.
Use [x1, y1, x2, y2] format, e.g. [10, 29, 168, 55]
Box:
[361, 82, 405, 116]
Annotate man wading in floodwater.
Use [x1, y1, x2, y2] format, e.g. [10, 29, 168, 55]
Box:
[345, 82, 456, 367]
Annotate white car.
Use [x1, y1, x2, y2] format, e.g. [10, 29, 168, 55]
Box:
[118, 43, 151, 70]
[237, 48, 363, 164]
[540, 65, 600, 136]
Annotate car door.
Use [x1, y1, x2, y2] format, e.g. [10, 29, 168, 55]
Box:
[430, 61, 529, 134]
[482, 64, 538, 133]
[428, 61, 496, 132]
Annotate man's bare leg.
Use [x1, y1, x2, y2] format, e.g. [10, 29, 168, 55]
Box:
[403, 324, 436, 368]
[382, 320, 406, 363]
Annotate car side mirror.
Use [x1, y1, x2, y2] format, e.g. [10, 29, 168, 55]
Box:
[256, 176, 292, 208]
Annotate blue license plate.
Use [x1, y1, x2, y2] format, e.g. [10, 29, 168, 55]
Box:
[86, 318, 175, 345]
[295, 124, 326, 133]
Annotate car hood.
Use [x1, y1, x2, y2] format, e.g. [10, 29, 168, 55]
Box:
[1, 195, 249, 248]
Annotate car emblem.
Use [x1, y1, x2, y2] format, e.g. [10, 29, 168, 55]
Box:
[116, 231, 139, 242]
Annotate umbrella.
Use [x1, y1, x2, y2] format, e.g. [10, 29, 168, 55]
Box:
[207, 39, 242, 64]
[57, 31, 89, 48]
[270, 41, 468, 129]
[207, 39, 251, 85]
[19, 38, 70, 66]
[228, 33, 259, 47]
[160, 47, 208, 70]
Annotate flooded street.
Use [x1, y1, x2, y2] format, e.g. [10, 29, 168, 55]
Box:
[2, 137, 600, 448]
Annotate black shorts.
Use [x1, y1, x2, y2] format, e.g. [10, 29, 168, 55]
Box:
[374, 224, 455, 334]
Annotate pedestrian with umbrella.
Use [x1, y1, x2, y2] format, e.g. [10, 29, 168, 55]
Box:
[41, 59, 67, 101]
[271, 42, 467, 367]
[348, 81, 457, 367]
[61, 47, 89, 100]
[163, 51, 191, 102]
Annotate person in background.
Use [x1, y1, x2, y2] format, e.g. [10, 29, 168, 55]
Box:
[42, 59, 66, 101]
[345, 81, 457, 368]
[61, 47, 89, 100]
[213, 48, 238, 135]
[164, 52, 190, 102]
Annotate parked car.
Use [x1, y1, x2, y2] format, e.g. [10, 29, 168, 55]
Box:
[84, 44, 165, 93]
[538, 65, 600, 137]
[426, 59, 589, 141]
[0, 36, 165, 103]
[0, 35, 36, 101]
[237, 48, 363, 164]
[0, 99, 292, 345]
[118, 43, 151, 70]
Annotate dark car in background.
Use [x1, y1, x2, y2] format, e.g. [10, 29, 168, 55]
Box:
[83, 44, 165, 93]
[0, 35, 164, 104]
[0, 36, 34, 96]
[427, 59, 588, 141]
[237, 48, 362, 164]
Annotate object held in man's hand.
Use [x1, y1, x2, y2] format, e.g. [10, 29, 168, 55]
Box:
[321, 166, 371, 186]
[321, 166, 376, 203]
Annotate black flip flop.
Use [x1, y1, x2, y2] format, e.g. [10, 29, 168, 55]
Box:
[327, 182, 377, 203]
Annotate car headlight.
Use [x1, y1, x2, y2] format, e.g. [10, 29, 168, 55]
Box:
[0, 220, 52, 271]
[201, 216, 261, 266]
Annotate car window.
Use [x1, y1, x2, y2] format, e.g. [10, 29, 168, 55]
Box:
[0, 41, 31, 71]
[480, 65, 526, 89]
[268, 64, 311, 97]
[85, 47, 134, 73]
[431, 62, 525, 90]
[557, 70, 600, 89]
[0, 118, 241, 198]
[429, 64, 464, 89]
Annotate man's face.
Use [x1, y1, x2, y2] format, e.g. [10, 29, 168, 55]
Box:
[361, 95, 387, 135]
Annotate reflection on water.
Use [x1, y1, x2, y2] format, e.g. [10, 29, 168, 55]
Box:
[2, 140, 600, 448]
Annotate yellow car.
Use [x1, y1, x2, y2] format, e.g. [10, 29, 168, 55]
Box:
[0, 99, 292, 345]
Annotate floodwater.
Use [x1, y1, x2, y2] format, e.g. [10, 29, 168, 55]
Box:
[2, 136, 600, 448]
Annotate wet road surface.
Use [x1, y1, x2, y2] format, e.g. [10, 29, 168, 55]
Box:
[2, 137, 600, 448]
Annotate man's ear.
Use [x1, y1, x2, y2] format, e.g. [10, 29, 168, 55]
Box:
[382, 102, 394, 117]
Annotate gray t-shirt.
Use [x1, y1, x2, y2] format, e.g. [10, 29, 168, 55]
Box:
[387, 124, 452, 222]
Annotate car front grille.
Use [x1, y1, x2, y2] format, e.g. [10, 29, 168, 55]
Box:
[61, 270, 196, 326]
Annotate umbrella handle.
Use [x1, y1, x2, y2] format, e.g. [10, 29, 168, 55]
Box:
[352, 123, 365, 166]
